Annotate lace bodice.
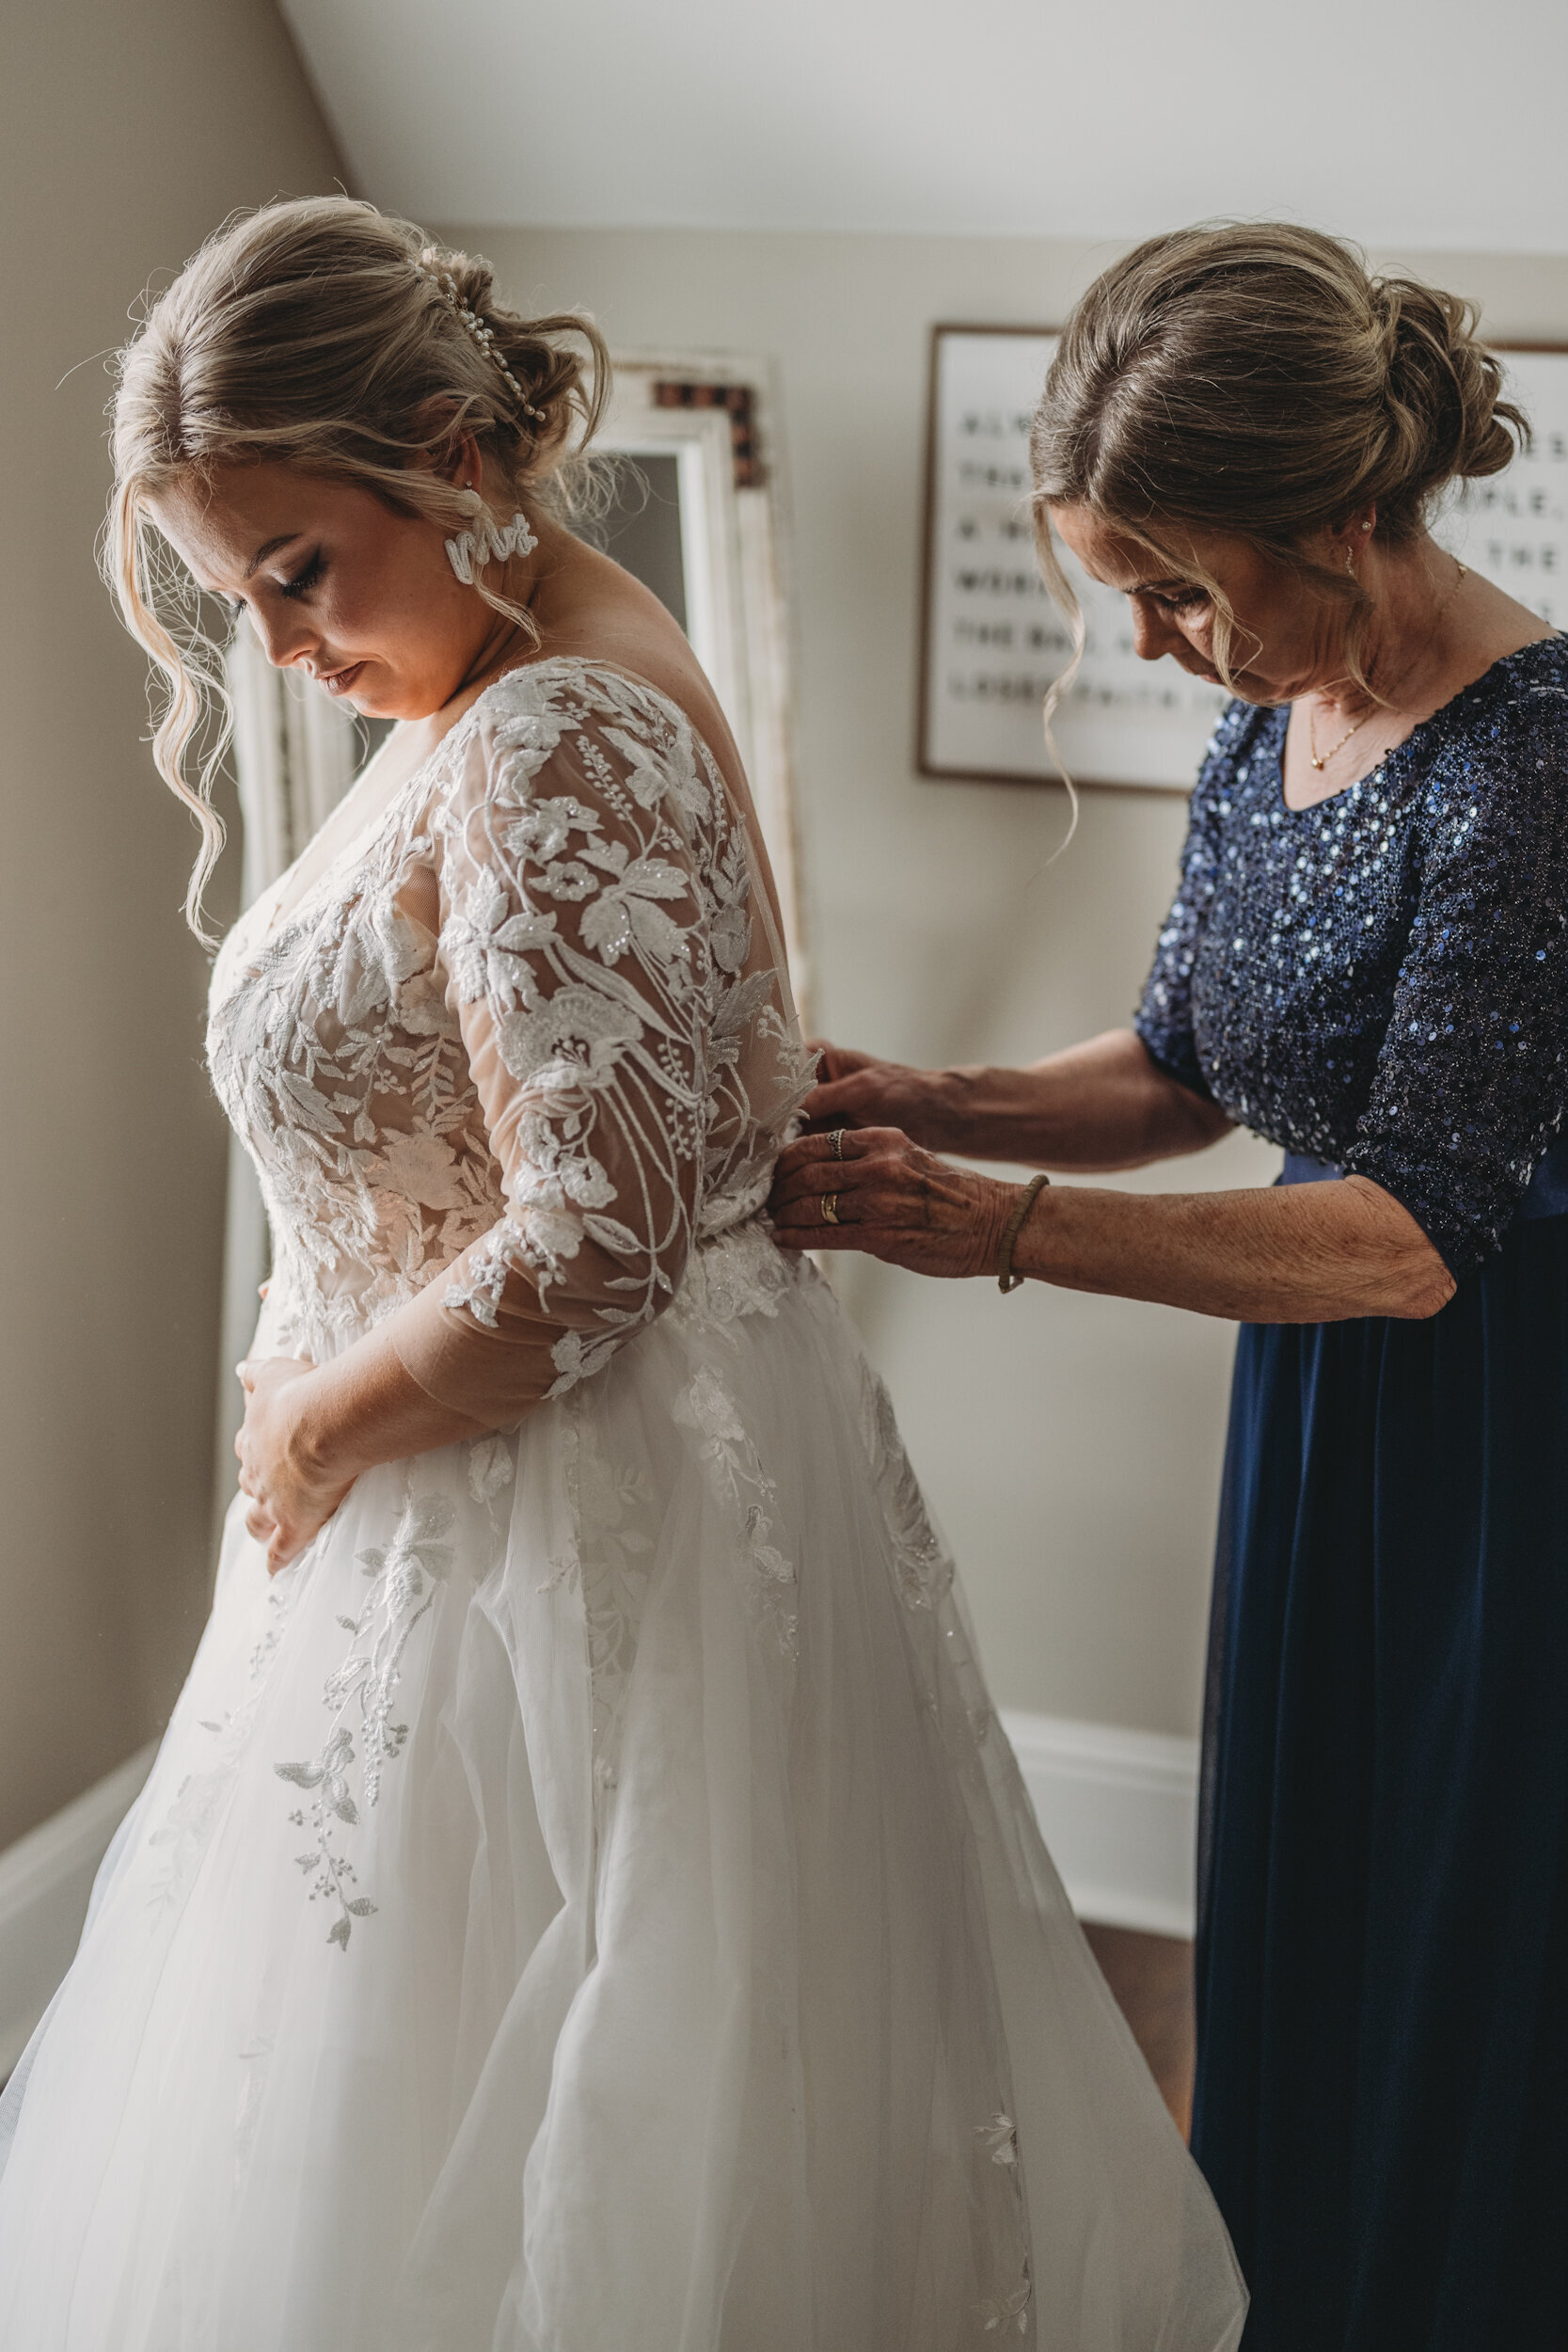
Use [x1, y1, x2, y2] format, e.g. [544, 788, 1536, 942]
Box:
[208, 658, 813, 1422]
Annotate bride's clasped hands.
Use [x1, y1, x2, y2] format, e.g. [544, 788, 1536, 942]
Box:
[234, 1354, 357, 1574]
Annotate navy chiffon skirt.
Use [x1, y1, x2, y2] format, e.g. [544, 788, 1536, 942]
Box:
[1194, 1211, 1568, 2351]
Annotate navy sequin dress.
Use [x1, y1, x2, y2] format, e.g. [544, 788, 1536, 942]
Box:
[1135, 636, 1568, 2352]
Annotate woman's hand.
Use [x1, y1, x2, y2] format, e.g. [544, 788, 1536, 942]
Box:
[235, 1355, 358, 1576]
[802, 1043, 960, 1152]
[768, 1125, 1022, 1279]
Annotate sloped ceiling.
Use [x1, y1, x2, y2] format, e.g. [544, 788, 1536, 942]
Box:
[280, 0, 1567, 255]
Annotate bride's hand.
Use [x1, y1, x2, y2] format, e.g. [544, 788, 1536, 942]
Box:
[235, 1355, 357, 1577]
[768, 1125, 1020, 1279]
[802, 1042, 958, 1152]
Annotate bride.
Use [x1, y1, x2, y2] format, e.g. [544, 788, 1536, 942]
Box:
[0, 198, 1243, 2351]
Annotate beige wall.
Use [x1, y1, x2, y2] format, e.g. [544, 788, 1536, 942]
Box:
[0, 1, 342, 1848]
[454, 224, 1568, 1737]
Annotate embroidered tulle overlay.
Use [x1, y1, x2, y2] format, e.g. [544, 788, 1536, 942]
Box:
[275, 1482, 457, 1947]
[149, 1577, 297, 1913]
[0, 658, 1246, 2352]
[209, 661, 815, 1930]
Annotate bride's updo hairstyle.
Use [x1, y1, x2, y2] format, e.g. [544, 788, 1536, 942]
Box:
[104, 195, 610, 936]
[1030, 222, 1527, 705]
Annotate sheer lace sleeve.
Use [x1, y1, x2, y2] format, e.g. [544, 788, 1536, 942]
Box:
[389, 666, 727, 1425]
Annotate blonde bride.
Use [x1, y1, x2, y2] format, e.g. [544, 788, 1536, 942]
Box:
[0, 198, 1243, 2352]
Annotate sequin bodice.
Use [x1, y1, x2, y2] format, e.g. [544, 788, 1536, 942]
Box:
[1136, 638, 1568, 1272]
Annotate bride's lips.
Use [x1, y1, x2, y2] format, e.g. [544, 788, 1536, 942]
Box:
[319, 660, 366, 696]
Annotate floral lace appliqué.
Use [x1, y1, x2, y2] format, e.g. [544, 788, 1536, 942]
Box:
[148, 1573, 299, 1913]
[674, 1364, 797, 1659]
[857, 1359, 955, 1612]
[973, 2113, 1032, 2334]
[566, 1402, 659, 1817]
[207, 659, 813, 1399]
[275, 1486, 455, 1947]
[974, 2111, 1019, 2168]
[467, 1429, 516, 1509]
[978, 2254, 1033, 2337]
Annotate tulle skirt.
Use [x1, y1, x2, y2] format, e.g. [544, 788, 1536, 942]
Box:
[0, 1232, 1243, 2350]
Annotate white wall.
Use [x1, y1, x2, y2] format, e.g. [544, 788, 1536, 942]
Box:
[453, 223, 1568, 1737]
[287, 0, 1568, 256]
[0, 0, 343, 1849]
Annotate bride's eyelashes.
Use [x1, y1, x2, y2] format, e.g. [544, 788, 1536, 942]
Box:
[1152, 585, 1210, 617]
[216, 548, 325, 623]
[278, 548, 326, 601]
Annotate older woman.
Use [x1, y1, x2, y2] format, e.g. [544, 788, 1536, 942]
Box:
[772, 224, 1568, 2352]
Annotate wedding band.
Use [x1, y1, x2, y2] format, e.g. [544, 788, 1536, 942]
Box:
[828, 1128, 847, 1160]
[821, 1193, 840, 1225]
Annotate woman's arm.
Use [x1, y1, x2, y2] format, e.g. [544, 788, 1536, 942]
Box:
[235, 1336, 482, 1575]
[768, 1126, 1456, 1324]
[804, 1028, 1233, 1172]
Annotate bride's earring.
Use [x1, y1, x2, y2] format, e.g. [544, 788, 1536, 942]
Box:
[445, 494, 538, 587]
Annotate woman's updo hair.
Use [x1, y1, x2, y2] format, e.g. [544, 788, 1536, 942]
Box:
[104, 195, 610, 935]
[1030, 221, 1528, 696]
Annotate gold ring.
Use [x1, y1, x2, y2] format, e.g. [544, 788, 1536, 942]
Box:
[821, 1193, 840, 1225]
[828, 1128, 847, 1160]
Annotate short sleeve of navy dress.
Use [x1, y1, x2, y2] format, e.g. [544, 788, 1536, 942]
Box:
[1134, 636, 1568, 1275]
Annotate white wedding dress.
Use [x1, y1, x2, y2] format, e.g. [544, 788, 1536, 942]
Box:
[0, 658, 1244, 2351]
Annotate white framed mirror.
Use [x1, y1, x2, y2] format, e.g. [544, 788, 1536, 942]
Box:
[590, 356, 806, 981]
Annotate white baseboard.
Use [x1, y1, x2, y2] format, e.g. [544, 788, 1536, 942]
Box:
[1001, 1709, 1200, 1941]
[0, 1742, 157, 2078]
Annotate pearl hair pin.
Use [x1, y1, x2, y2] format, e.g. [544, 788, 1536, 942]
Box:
[416, 259, 548, 424]
[444, 495, 538, 586]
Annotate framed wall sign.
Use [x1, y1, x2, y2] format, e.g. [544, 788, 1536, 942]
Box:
[919, 326, 1568, 792]
[1436, 344, 1568, 626]
[919, 325, 1227, 790]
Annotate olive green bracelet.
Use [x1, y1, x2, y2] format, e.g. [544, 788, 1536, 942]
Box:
[996, 1173, 1050, 1295]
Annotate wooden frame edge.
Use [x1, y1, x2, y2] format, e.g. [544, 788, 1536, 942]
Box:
[916, 322, 1064, 788]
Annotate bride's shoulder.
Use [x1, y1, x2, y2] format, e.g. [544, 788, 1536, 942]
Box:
[467, 654, 692, 743]
[431, 658, 673, 787]
[427, 657, 723, 862]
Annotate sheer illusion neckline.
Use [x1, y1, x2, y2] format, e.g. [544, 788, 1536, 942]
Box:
[257, 739, 433, 945]
[251, 654, 719, 949]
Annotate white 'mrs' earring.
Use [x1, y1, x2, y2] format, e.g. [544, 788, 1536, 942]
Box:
[445, 496, 537, 586]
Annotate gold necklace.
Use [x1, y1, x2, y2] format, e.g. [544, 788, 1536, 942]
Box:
[1307, 705, 1370, 772]
[1307, 558, 1468, 771]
